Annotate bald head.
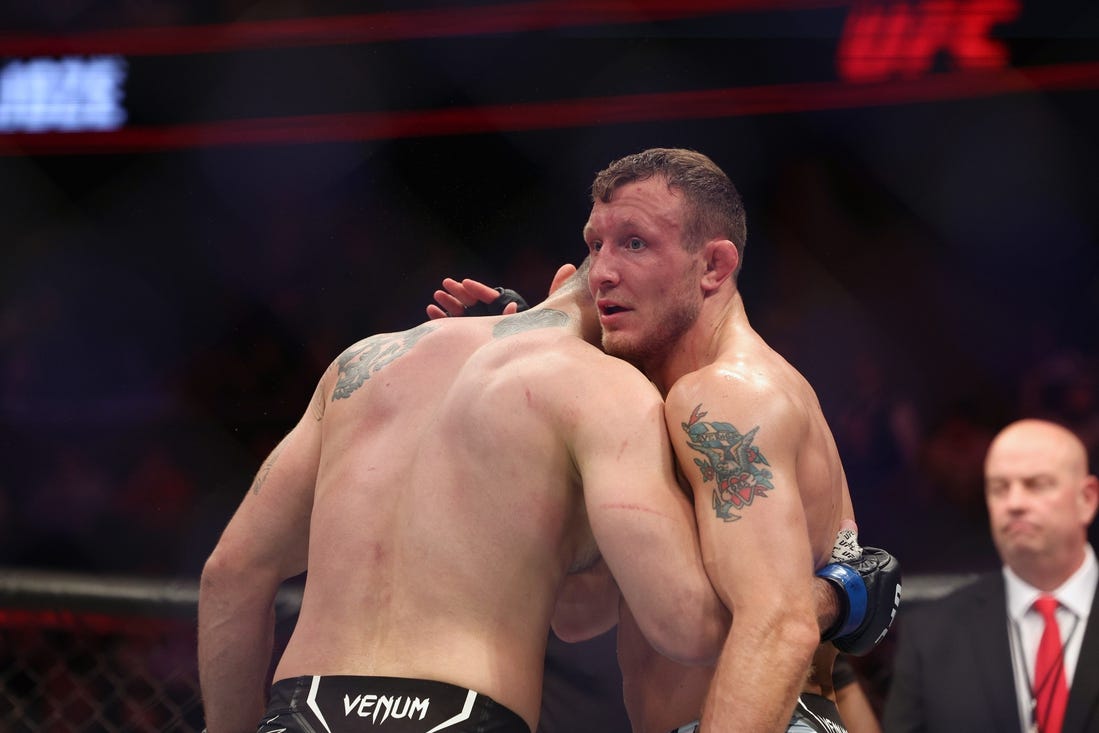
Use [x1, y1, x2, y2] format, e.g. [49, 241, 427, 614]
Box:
[984, 419, 1098, 589]
[986, 419, 1090, 479]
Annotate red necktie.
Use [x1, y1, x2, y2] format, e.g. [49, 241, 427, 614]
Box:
[1033, 595, 1068, 733]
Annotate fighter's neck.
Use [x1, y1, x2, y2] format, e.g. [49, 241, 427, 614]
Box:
[537, 290, 594, 342]
[647, 290, 754, 395]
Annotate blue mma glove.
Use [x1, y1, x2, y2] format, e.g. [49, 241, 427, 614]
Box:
[463, 287, 529, 316]
[817, 546, 902, 656]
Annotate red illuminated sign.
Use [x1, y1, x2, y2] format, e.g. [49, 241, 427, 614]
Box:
[837, 0, 1020, 82]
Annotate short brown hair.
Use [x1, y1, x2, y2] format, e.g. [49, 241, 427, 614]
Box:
[591, 148, 747, 262]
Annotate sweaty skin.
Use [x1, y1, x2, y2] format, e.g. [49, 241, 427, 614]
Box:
[198, 275, 728, 733]
[432, 260, 856, 732]
[586, 171, 854, 732]
[616, 335, 852, 732]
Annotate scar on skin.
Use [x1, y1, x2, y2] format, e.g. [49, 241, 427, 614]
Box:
[598, 502, 666, 516]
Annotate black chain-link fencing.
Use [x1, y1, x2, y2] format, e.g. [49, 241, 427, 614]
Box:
[0, 570, 302, 733]
[0, 568, 968, 732]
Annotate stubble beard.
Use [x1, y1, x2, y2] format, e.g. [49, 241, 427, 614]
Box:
[601, 297, 700, 375]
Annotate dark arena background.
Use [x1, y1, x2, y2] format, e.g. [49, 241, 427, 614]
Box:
[1, 1, 1098, 729]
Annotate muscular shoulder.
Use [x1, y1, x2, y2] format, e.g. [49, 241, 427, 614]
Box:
[559, 345, 664, 414]
[664, 362, 816, 471]
[667, 361, 804, 426]
[321, 323, 444, 401]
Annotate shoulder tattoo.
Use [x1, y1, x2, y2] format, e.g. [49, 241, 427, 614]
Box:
[681, 404, 774, 522]
[332, 323, 436, 401]
[492, 308, 569, 338]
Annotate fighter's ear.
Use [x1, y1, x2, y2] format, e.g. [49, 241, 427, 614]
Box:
[548, 263, 577, 295]
[700, 239, 738, 293]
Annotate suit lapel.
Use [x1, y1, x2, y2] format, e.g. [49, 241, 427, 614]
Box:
[965, 574, 1023, 731]
[1063, 589, 1099, 733]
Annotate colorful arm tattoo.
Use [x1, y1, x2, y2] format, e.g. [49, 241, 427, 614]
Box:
[682, 404, 774, 522]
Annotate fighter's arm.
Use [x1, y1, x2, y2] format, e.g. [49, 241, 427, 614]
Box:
[550, 557, 621, 643]
[197, 371, 327, 733]
[667, 373, 821, 732]
[573, 370, 729, 665]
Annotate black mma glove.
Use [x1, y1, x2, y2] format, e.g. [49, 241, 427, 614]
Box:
[463, 287, 529, 316]
[817, 546, 902, 656]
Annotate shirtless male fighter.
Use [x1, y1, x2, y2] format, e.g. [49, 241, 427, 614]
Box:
[433, 148, 901, 732]
[199, 261, 881, 733]
[585, 147, 894, 732]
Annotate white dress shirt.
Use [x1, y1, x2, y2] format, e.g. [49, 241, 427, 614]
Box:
[1004, 543, 1097, 732]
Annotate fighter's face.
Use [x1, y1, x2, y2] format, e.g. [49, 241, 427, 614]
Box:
[584, 178, 703, 369]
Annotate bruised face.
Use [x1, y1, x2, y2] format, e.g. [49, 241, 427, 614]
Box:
[583, 178, 703, 371]
[984, 420, 1097, 579]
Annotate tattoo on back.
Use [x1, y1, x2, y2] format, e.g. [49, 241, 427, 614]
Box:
[682, 404, 774, 522]
[492, 308, 569, 338]
[332, 324, 436, 400]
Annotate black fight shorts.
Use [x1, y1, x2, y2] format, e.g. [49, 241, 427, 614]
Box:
[259, 675, 530, 733]
[788, 694, 848, 733]
[665, 693, 848, 733]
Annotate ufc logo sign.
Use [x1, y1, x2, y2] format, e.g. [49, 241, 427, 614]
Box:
[837, 0, 1021, 83]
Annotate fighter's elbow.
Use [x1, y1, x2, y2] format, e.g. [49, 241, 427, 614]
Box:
[785, 613, 823, 655]
[200, 546, 285, 622]
[200, 542, 266, 596]
[199, 546, 241, 598]
[668, 630, 724, 667]
[762, 604, 821, 660]
[649, 625, 721, 667]
[646, 595, 730, 666]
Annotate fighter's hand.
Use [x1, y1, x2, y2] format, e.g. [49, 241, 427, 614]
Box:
[426, 278, 512, 318]
[816, 524, 902, 656]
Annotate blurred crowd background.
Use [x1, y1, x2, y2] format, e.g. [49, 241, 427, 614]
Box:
[2, 2, 1099, 727]
[2, 0, 1098, 593]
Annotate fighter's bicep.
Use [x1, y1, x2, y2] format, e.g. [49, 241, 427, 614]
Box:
[666, 390, 813, 603]
[674, 401, 784, 523]
[572, 386, 701, 582]
[221, 383, 324, 579]
[578, 395, 687, 536]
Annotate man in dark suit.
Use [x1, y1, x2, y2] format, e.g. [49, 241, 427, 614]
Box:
[883, 418, 1099, 732]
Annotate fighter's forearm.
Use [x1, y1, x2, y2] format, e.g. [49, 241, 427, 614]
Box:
[701, 604, 820, 731]
[603, 522, 731, 666]
[197, 566, 278, 733]
[813, 575, 841, 635]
